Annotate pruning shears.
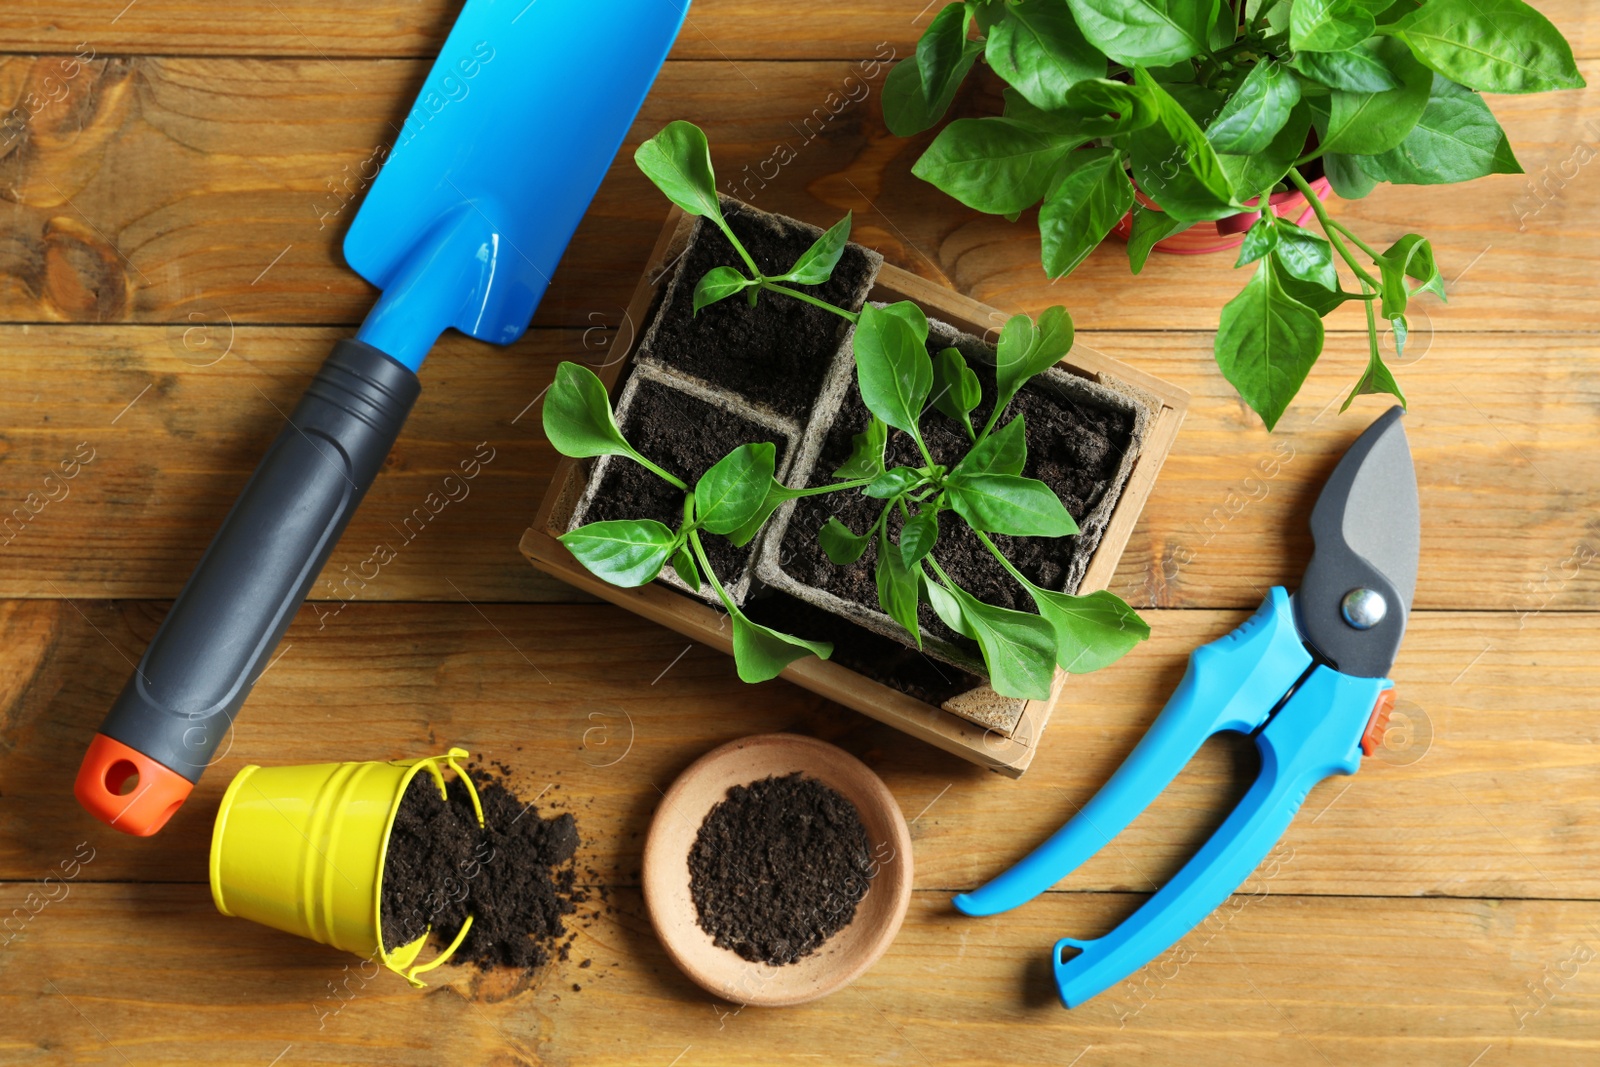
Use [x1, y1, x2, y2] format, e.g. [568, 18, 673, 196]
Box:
[955, 406, 1419, 1008]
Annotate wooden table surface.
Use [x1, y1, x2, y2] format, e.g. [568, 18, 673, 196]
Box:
[2, 2, 1598, 1064]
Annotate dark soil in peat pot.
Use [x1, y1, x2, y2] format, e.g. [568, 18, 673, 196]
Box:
[743, 593, 982, 706]
[780, 343, 1135, 646]
[583, 377, 789, 584]
[688, 772, 873, 967]
[647, 200, 877, 420]
[381, 766, 582, 972]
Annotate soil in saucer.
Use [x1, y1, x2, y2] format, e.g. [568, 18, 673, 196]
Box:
[583, 377, 789, 585]
[647, 200, 877, 421]
[688, 772, 873, 967]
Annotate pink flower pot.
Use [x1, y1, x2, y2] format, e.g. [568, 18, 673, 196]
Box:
[1109, 177, 1333, 256]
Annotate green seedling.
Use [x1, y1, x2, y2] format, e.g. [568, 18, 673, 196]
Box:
[545, 121, 1149, 698]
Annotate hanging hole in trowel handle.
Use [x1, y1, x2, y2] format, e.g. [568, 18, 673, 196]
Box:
[107, 760, 139, 796]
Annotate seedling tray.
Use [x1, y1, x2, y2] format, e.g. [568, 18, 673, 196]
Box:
[521, 205, 1188, 776]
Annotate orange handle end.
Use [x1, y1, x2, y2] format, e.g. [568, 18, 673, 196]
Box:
[75, 734, 194, 836]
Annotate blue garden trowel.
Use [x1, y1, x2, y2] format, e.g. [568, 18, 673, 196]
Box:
[76, 0, 690, 835]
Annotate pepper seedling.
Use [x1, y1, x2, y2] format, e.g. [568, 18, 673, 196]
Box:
[543, 121, 1148, 698]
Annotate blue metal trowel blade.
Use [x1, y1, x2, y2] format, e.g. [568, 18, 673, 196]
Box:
[346, 0, 690, 370]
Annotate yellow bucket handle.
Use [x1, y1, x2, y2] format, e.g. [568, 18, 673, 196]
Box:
[383, 747, 487, 986]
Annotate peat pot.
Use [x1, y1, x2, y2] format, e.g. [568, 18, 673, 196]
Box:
[523, 200, 1188, 776]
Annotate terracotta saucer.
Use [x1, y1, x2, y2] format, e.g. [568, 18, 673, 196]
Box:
[641, 733, 914, 1007]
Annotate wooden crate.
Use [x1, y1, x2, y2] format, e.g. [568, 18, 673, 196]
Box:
[521, 206, 1188, 776]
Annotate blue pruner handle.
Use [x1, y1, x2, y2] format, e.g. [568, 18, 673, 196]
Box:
[1053, 665, 1390, 1007]
[954, 588, 1312, 917]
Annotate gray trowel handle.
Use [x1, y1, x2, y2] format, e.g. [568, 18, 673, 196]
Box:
[75, 339, 419, 836]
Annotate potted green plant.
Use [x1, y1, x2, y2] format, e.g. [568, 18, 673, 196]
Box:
[522, 122, 1190, 773]
[884, 0, 1584, 427]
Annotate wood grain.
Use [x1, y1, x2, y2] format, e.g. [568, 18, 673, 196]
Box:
[2, 885, 1597, 1066]
[0, 325, 591, 603]
[1, 55, 1597, 333]
[4, 601, 1596, 900]
[0, 0, 1592, 62]
[2, 3, 1597, 1061]
[2, 326, 1593, 609]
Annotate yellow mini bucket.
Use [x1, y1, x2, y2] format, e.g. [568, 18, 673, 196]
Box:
[209, 747, 484, 986]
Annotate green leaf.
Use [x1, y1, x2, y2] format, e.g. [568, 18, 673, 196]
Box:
[693, 266, 754, 314]
[912, 117, 1087, 215]
[778, 213, 852, 284]
[1314, 38, 1432, 156]
[1217, 101, 1312, 197]
[695, 443, 777, 536]
[1236, 217, 1279, 267]
[932, 577, 1059, 700]
[1027, 587, 1151, 672]
[924, 574, 976, 639]
[1166, 81, 1227, 125]
[1343, 350, 1406, 411]
[725, 478, 805, 547]
[1127, 68, 1236, 223]
[1343, 317, 1409, 412]
[1386, 0, 1584, 94]
[1389, 312, 1409, 360]
[819, 516, 873, 565]
[1039, 148, 1134, 279]
[1126, 203, 1191, 273]
[634, 120, 723, 221]
[952, 415, 1028, 478]
[986, 0, 1106, 110]
[944, 473, 1080, 537]
[1291, 42, 1403, 92]
[832, 417, 889, 480]
[865, 465, 927, 500]
[876, 530, 923, 644]
[1377, 233, 1445, 317]
[853, 303, 934, 435]
[919, 4, 977, 107]
[1292, 0, 1376, 52]
[900, 510, 940, 569]
[731, 613, 833, 682]
[1271, 223, 1340, 290]
[1323, 151, 1380, 198]
[1206, 60, 1302, 154]
[994, 306, 1074, 413]
[1060, 76, 1161, 137]
[559, 520, 678, 588]
[931, 346, 982, 430]
[1361, 75, 1522, 185]
[876, 299, 931, 341]
[883, 42, 982, 137]
[1214, 258, 1325, 430]
[1279, 272, 1361, 316]
[671, 543, 701, 592]
[542, 362, 640, 462]
[1063, 0, 1215, 67]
